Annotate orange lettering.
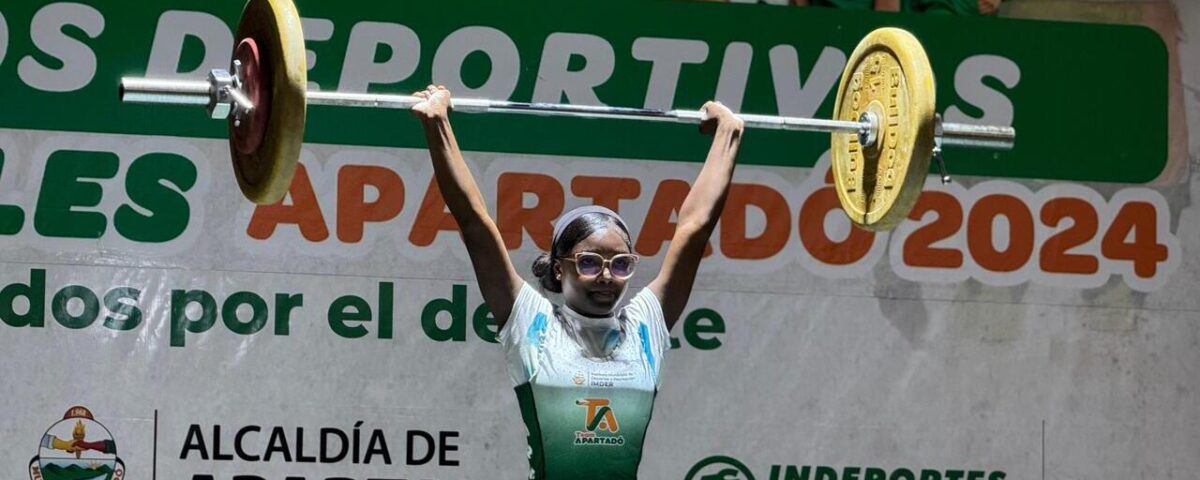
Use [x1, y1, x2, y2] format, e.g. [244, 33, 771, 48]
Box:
[903, 191, 964, 268]
[1101, 201, 1168, 278]
[246, 164, 328, 241]
[571, 176, 640, 212]
[798, 186, 874, 265]
[336, 165, 404, 243]
[1040, 197, 1099, 274]
[409, 178, 461, 247]
[497, 173, 563, 250]
[720, 183, 790, 259]
[635, 179, 712, 257]
[967, 194, 1034, 272]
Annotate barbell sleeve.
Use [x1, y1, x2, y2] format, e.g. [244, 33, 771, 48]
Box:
[120, 78, 210, 106]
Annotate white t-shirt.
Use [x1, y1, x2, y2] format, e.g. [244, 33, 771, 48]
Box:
[497, 282, 670, 479]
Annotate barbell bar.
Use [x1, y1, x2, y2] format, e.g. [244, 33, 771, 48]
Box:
[119, 77, 1013, 151]
[116, 0, 1015, 231]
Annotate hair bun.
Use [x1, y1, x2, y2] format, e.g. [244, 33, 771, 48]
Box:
[531, 253, 563, 293]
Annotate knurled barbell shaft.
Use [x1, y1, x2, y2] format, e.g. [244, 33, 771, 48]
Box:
[119, 76, 1015, 150]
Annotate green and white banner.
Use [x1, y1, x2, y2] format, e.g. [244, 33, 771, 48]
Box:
[0, 1, 1195, 479]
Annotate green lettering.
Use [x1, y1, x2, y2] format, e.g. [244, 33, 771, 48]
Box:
[103, 287, 142, 331]
[683, 308, 725, 350]
[274, 293, 303, 336]
[844, 466, 862, 480]
[864, 468, 888, 480]
[0, 269, 45, 327]
[421, 284, 467, 342]
[222, 291, 268, 335]
[0, 150, 25, 235]
[34, 150, 118, 238]
[378, 282, 393, 339]
[170, 289, 217, 347]
[815, 466, 838, 480]
[890, 469, 916, 480]
[328, 294, 371, 338]
[782, 465, 811, 480]
[51, 285, 100, 329]
[473, 302, 498, 343]
[114, 152, 197, 242]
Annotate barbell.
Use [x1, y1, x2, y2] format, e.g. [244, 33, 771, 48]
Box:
[118, 0, 1015, 231]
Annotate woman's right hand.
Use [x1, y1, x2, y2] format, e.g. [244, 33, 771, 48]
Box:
[699, 100, 743, 136]
[412, 84, 452, 122]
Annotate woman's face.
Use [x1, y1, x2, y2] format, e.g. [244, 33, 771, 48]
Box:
[555, 225, 633, 316]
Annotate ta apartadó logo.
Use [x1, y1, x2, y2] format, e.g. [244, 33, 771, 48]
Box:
[29, 406, 125, 480]
[574, 398, 625, 446]
[686, 455, 756, 480]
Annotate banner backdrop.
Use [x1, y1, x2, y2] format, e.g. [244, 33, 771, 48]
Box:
[0, 1, 1197, 480]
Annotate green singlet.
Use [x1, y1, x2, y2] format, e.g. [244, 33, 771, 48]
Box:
[499, 283, 670, 480]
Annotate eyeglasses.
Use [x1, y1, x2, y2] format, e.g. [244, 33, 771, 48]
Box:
[561, 252, 640, 279]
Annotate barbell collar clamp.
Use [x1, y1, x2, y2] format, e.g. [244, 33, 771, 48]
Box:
[934, 113, 950, 185]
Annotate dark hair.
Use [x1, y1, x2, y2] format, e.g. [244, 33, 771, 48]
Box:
[531, 212, 632, 293]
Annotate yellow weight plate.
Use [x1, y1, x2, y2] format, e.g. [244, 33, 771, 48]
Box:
[830, 28, 936, 231]
[230, 0, 307, 205]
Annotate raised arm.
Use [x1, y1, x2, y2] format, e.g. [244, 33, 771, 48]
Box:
[647, 102, 744, 329]
[413, 85, 523, 326]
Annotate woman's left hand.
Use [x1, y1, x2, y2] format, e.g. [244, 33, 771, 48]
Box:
[699, 101, 744, 136]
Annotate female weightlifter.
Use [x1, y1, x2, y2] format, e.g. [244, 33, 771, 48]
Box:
[412, 84, 744, 480]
